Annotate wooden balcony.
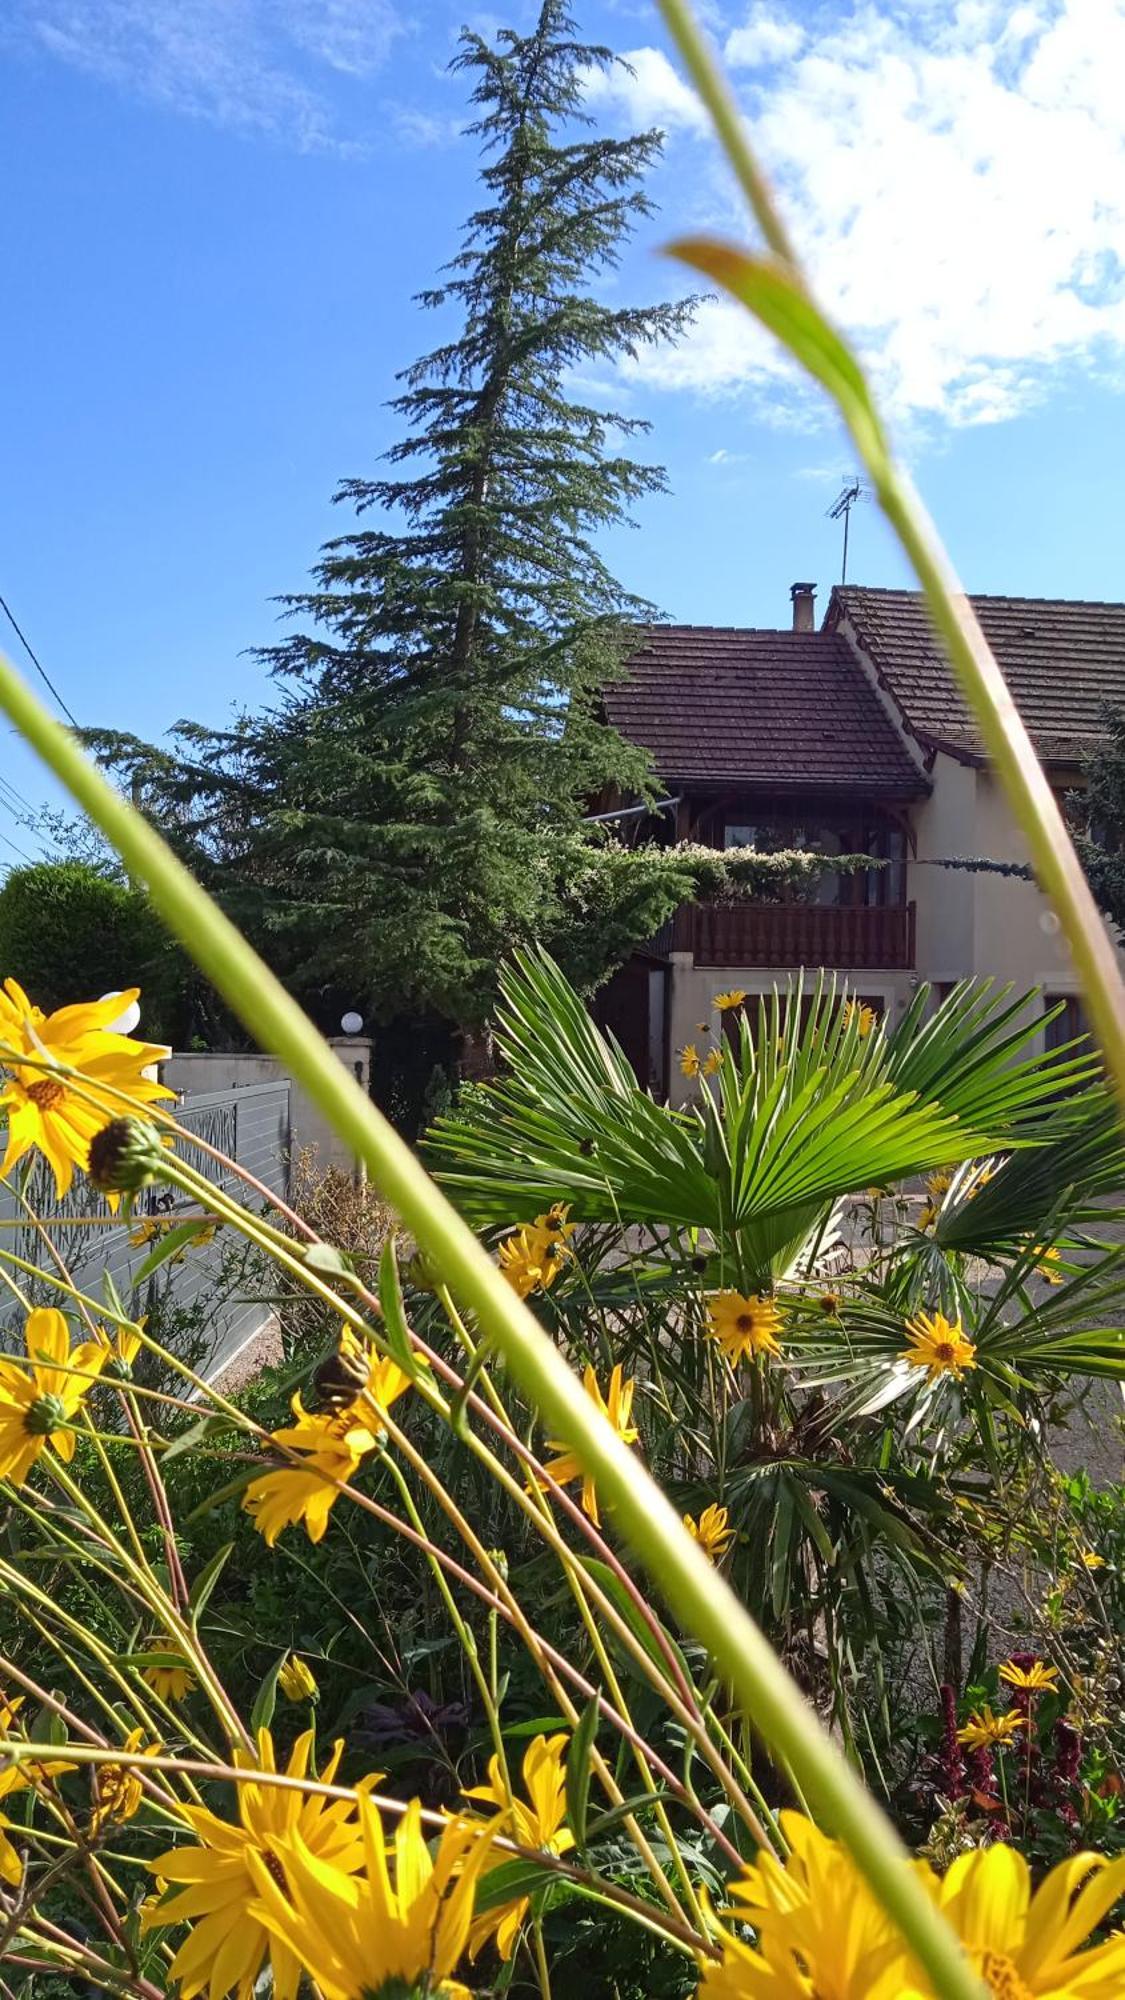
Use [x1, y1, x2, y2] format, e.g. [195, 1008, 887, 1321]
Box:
[674, 900, 916, 970]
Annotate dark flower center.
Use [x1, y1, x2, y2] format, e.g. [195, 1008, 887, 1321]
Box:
[978, 1950, 1033, 2000]
[27, 1078, 65, 1110]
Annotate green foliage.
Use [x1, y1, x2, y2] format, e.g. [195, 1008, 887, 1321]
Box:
[0, 860, 193, 1044]
[85, 0, 697, 1041]
[430, 952, 1125, 1754]
[1071, 705, 1125, 934]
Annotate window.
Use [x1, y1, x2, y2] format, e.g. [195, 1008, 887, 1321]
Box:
[1043, 994, 1087, 1053]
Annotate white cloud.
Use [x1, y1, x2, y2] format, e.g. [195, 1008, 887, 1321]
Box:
[283, 0, 404, 79]
[724, 9, 805, 69]
[611, 2, 1125, 434]
[388, 102, 463, 147]
[15, 0, 407, 149]
[581, 45, 709, 134]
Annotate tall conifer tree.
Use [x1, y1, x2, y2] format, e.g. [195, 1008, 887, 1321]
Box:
[91, 1, 693, 1048]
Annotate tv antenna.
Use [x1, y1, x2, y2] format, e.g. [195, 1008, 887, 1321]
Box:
[827, 476, 869, 583]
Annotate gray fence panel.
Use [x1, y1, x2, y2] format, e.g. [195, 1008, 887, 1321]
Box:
[0, 1080, 291, 1380]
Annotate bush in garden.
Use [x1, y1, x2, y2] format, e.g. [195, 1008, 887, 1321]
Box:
[0, 965, 1122, 2000]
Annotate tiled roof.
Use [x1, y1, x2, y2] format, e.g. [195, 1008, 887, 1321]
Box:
[832, 586, 1125, 762]
[604, 626, 927, 794]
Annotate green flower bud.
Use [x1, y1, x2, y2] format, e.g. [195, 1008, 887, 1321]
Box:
[88, 1118, 165, 1194]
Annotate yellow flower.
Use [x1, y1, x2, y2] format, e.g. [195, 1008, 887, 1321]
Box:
[464, 1732, 574, 1959]
[702, 1048, 724, 1076]
[956, 1704, 1024, 1749]
[841, 999, 877, 1038]
[679, 1043, 702, 1078]
[0, 980, 173, 1200]
[699, 1811, 913, 1999]
[129, 1216, 167, 1247]
[683, 1502, 735, 1562]
[707, 1292, 782, 1366]
[535, 1202, 576, 1241]
[1029, 1241, 1065, 1284]
[278, 1655, 318, 1704]
[998, 1657, 1060, 1694]
[902, 1309, 976, 1381]
[247, 1793, 493, 2000]
[242, 1394, 378, 1547]
[114, 1322, 143, 1369]
[142, 1659, 196, 1703]
[0, 1693, 24, 1734]
[925, 1169, 953, 1200]
[539, 1363, 638, 1527]
[916, 1201, 939, 1232]
[0, 1750, 76, 1887]
[0, 1308, 107, 1485]
[713, 990, 747, 1011]
[498, 1222, 569, 1299]
[91, 1728, 162, 1838]
[1080, 1549, 1106, 1571]
[927, 1842, 1125, 1999]
[148, 1728, 368, 2000]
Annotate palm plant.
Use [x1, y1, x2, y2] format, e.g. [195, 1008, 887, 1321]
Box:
[430, 953, 1125, 1755]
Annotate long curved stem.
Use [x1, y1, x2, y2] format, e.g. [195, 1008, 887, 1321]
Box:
[0, 649, 984, 1999]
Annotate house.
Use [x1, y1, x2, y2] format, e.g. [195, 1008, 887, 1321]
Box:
[596, 583, 1125, 1098]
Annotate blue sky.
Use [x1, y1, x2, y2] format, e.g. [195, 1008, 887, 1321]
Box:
[3, 0, 1125, 846]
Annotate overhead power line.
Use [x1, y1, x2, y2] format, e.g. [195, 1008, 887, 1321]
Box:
[0, 825, 38, 867]
[0, 590, 79, 729]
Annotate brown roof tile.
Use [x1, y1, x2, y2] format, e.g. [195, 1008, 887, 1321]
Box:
[605, 626, 927, 795]
[832, 586, 1125, 762]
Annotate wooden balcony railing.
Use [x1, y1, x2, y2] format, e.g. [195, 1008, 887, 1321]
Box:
[673, 900, 916, 970]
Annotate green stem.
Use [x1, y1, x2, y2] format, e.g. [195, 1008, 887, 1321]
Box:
[0, 647, 983, 1999]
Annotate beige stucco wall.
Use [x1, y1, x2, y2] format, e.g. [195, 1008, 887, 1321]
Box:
[914, 756, 1124, 1004]
[911, 756, 977, 985]
[163, 1037, 373, 1176]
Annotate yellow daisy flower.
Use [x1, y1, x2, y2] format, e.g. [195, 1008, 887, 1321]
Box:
[998, 1657, 1060, 1694]
[539, 1363, 638, 1527]
[683, 1502, 735, 1562]
[535, 1202, 575, 1240]
[713, 990, 748, 1011]
[0, 980, 173, 1199]
[90, 1727, 162, 1838]
[278, 1655, 318, 1704]
[1029, 1241, 1065, 1284]
[1081, 1549, 1106, 1571]
[916, 1200, 939, 1232]
[902, 1310, 976, 1381]
[928, 1842, 1125, 1999]
[498, 1222, 569, 1299]
[0, 1308, 107, 1485]
[247, 1793, 493, 2000]
[242, 1394, 379, 1547]
[956, 1705, 1024, 1750]
[142, 1660, 196, 1704]
[707, 1292, 782, 1366]
[129, 1216, 167, 1247]
[149, 1729, 368, 2000]
[701, 1048, 724, 1076]
[0, 1750, 76, 1886]
[841, 999, 877, 1038]
[925, 1169, 953, 1200]
[464, 1732, 574, 1960]
[700, 1811, 913, 1999]
[679, 1043, 702, 1078]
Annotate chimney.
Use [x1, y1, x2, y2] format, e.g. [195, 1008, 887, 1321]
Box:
[790, 581, 816, 632]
